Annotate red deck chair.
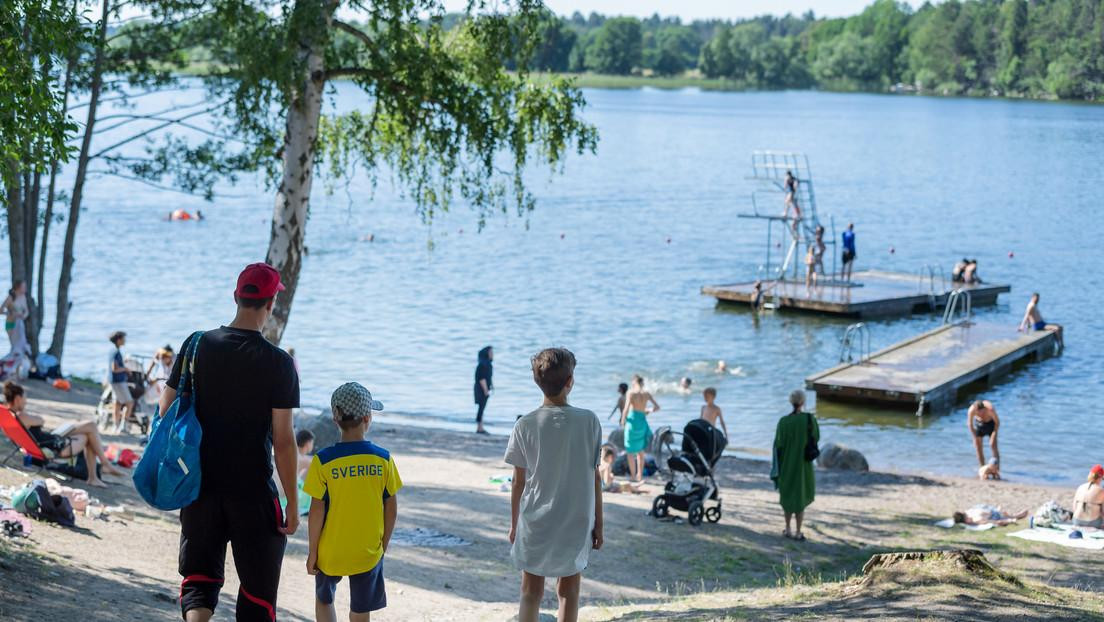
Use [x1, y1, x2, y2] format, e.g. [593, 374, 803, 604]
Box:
[0, 405, 54, 470]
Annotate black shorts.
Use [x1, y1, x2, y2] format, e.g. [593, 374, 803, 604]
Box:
[842, 249, 855, 264]
[179, 489, 286, 621]
[973, 419, 995, 438]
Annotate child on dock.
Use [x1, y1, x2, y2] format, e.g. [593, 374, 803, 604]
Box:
[506, 348, 603, 622]
[304, 383, 401, 622]
[700, 387, 728, 438]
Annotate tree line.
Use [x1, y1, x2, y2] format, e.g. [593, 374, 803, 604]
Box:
[520, 0, 1104, 101]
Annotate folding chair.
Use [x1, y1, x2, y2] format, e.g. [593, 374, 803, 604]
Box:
[0, 405, 66, 474]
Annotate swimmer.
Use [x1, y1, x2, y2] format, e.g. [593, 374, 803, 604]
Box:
[679, 377, 692, 393]
[715, 360, 727, 374]
[170, 209, 193, 221]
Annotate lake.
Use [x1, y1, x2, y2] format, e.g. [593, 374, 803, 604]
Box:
[15, 85, 1104, 485]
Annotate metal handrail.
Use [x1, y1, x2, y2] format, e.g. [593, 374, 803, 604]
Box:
[839, 322, 871, 363]
[942, 289, 972, 325]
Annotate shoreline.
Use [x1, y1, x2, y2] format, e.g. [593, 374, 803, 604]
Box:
[3, 379, 1103, 620]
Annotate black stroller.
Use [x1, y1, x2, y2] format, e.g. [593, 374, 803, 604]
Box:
[650, 419, 726, 526]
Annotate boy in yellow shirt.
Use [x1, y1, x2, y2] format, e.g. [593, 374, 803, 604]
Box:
[304, 383, 401, 621]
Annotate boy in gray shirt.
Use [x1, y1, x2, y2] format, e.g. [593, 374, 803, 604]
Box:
[505, 347, 603, 622]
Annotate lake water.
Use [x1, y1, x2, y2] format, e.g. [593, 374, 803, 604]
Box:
[15, 86, 1104, 485]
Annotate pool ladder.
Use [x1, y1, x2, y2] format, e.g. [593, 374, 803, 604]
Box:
[942, 289, 972, 325]
[839, 322, 871, 363]
[918, 264, 946, 307]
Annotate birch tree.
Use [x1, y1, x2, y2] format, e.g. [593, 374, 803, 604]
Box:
[200, 0, 598, 342]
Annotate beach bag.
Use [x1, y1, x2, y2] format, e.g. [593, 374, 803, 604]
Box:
[12, 480, 76, 527]
[803, 412, 820, 462]
[1033, 501, 1072, 528]
[133, 331, 204, 510]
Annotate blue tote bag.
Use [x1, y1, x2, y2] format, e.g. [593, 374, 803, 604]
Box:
[133, 331, 204, 510]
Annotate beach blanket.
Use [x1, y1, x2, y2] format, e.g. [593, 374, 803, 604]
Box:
[933, 518, 995, 531]
[1008, 527, 1104, 550]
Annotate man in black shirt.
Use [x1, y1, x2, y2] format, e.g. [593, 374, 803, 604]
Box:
[161, 262, 300, 622]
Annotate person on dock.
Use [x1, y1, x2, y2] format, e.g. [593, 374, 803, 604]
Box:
[621, 375, 659, 484]
[967, 400, 1000, 470]
[474, 346, 494, 435]
[700, 387, 728, 438]
[771, 390, 818, 542]
[608, 382, 628, 420]
[813, 226, 826, 276]
[505, 347, 603, 622]
[162, 262, 300, 622]
[1019, 293, 1062, 347]
[963, 259, 982, 284]
[304, 382, 400, 622]
[783, 170, 802, 232]
[841, 223, 856, 282]
[952, 258, 969, 283]
[1072, 465, 1104, 529]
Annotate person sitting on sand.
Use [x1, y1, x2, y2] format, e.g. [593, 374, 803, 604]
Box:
[978, 457, 1000, 481]
[609, 382, 628, 420]
[597, 445, 641, 495]
[967, 400, 1000, 469]
[622, 375, 659, 484]
[952, 505, 1028, 526]
[4, 381, 124, 488]
[700, 387, 728, 438]
[1072, 464, 1104, 529]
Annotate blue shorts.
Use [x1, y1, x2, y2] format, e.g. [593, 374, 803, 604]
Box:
[1033, 321, 1047, 330]
[315, 559, 387, 614]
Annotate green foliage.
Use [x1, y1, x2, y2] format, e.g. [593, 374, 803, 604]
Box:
[584, 17, 641, 75]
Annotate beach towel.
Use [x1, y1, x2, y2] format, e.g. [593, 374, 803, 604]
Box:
[933, 518, 995, 531]
[1008, 528, 1104, 550]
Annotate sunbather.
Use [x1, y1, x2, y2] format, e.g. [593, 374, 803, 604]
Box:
[4, 381, 124, 487]
[952, 504, 1028, 526]
[1072, 464, 1104, 529]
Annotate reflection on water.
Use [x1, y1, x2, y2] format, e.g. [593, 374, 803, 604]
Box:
[10, 87, 1103, 485]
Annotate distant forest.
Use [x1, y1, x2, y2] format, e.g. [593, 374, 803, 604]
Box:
[482, 0, 1104, 101]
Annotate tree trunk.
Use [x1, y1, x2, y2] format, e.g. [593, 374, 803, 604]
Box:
[24, 170, 41, 356]
[6, 169, 27, 282]
[262, 2, 333, 344]
[47, 0, 109, 361]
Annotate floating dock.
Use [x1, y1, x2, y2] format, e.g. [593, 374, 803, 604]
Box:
[805, 322, 1061, 414]
[703, 270, 1010, 318]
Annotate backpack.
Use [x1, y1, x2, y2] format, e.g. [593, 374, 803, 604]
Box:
[12, 480, 76, 527]
[133, 331, 204, 510]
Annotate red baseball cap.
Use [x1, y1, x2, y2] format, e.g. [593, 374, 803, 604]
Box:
[1092, 465, 1104, 478]
[235, 263, 285, 299]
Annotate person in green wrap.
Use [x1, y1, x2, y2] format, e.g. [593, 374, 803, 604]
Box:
[772, 389, 819, 541]
[621, 374, 660, 484]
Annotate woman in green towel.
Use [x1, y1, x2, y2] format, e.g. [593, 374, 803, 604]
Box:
[621, 374, 660, 484]
[772, 389, 818, 541]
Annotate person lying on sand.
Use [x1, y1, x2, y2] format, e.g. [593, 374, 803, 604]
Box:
[953, 505, 1028, 526]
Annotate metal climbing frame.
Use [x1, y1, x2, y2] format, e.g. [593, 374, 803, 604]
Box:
[740, 151, 837, 282]
[839, 322, 871, 363]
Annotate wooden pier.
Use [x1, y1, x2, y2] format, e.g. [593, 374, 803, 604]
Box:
[703, 270, 1010, 318]
[805, 322, 1062, 414]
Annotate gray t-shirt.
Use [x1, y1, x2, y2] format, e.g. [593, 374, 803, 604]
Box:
[504, 404, 602, 578]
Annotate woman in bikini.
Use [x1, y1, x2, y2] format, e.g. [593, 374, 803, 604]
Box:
[1, 281, 29, 355]
[621, 375, 660, 484]
[1073, 465, 1104, 529]
[4, 382, 123, 488]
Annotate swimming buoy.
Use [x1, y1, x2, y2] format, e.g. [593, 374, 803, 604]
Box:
[52, 378, 71, 391]
[171, 209, 192, 221]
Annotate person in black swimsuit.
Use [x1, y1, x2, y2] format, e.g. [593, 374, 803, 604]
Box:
[967, 400, 1000, 469]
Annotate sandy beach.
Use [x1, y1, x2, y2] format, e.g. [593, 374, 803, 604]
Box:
[2, 380, 1103, 621]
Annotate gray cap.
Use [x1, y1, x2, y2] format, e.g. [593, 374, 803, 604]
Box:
[331, 382, 384, 420]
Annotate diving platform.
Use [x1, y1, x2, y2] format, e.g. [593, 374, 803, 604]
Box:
[702, 270, 1010, 318]
[805, 321, 1062, 414]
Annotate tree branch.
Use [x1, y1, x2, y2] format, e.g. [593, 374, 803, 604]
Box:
[333, 19, 374, 47]
[89, 106, 219, 159]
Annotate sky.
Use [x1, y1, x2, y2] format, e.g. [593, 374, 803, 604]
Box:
[445, 1, 877, 21]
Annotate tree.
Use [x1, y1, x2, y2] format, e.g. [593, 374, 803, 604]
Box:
[530, 12, 577, 72]
[995, 0, 1027, 92]
[195, 1, 597, 343]
[646, 25, 700, 76]
[585, 17, 642, 75]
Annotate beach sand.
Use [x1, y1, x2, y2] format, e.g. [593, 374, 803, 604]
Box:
[1, 380, 1102, 621]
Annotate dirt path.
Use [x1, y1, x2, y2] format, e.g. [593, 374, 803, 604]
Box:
[1, 380, 1101, 621]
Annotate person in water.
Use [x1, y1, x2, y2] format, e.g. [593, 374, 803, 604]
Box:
[967, 400, 1000, 469]
[609, 382, 628, 420]
[621, 375, 659, 484]
[841, 223, 856, 282]
[474, 346, 493, 434]
[679, 377, 693, 393]
[1072, 465, 1104, 529]
[700, 387, 727, 438]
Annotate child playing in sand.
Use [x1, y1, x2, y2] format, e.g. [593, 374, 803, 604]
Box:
[598, 445, 642, 495]
[506, 348, 603, 622]
[700, 387, 728, 438]
[978, 457, 1000, 481]
[304, 383, 401, 622]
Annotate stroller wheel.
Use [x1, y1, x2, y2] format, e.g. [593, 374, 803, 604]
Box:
[705, 506, 722, 523]
[687, 500, 704, 526]
[651, 495, 669, 519]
